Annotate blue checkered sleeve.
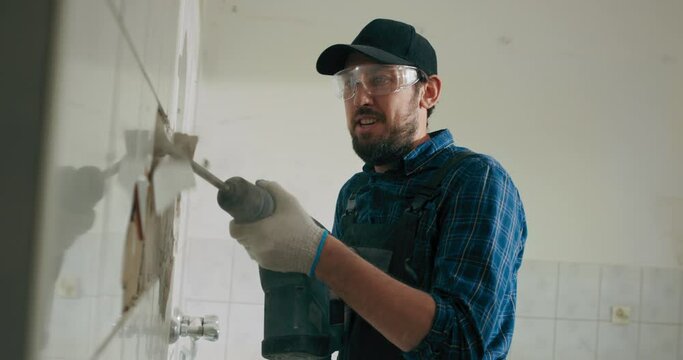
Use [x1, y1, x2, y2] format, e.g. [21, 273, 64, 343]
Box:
[407, 156, 526, 359]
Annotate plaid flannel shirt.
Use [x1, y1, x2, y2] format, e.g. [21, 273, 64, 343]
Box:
[332, 129, 527, 359]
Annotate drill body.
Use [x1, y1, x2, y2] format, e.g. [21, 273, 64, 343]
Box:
[217, 177, 342, 359]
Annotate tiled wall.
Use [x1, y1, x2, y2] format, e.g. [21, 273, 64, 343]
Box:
[510, 260, 683, 360]
[180, 248, 683, 359]
[35, 0, 198, 358]
[180, 236, 266, 360]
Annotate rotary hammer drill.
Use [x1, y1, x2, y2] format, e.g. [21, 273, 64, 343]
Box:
[217, 177, 343, 359]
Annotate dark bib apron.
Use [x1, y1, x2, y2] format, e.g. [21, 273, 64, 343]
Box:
[337, 151, 475, 360]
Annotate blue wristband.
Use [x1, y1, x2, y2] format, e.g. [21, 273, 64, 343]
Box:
[308, 230, 329, 278]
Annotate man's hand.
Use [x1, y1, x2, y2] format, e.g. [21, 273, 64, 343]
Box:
[229, 180, 325, 274]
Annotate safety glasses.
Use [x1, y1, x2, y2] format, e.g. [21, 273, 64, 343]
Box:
[333, 64, 424, 101]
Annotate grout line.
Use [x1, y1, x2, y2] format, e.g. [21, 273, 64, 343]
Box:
[516, 315, 682, 326]
[678, 324, 682, 360]
[224, 300, 265, 306]
[228, 241, 237, 304]
[594, 265, 603, 360]
[222, 302, 234, 357]
[173, 193, 195, 319]
[181, 297, 265, 306]
[224, 241, 238, 356]
[95, 0, 126, 301]
[678, 268, 683, 359]
[90, 299, 138, 359]
[552, 262, 560, 360]
[636, 267, 644, 358]
[104, 0, 165, 112]
[553, 262, 562, 359]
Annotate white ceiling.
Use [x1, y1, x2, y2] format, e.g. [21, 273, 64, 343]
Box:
[199, 0, 683, 84]
[198, 0, 517, 82]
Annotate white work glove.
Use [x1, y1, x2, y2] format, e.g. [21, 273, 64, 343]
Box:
[229, 180, 326, 274]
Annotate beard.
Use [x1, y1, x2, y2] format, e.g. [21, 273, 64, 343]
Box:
[351, 102, 420, 167]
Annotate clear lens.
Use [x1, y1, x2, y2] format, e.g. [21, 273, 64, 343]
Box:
[332, 64, 421, 100]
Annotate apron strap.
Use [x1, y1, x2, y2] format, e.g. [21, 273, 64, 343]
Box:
[389, 150, 477, 286]
[408, 150, 476, 212]
[338, 150, 478, 359]
[340, 173, 370, 229]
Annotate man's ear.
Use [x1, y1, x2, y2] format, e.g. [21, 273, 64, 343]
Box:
[420, 75, 442, 111]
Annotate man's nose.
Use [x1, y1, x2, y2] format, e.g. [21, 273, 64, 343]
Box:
[352, 82, 373, 106]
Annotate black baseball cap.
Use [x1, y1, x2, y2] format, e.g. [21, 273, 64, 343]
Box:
[316, 18, 437, 76]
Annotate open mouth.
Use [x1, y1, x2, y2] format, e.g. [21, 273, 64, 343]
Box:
[358, 118, 377, 127]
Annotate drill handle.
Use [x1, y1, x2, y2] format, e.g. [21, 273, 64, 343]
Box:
[216, 177, 275, 223]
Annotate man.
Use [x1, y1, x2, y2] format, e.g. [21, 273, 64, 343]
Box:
[230, 18, 527, 359]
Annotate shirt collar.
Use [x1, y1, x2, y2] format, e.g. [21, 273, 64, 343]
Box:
[362, 129, 455, 176]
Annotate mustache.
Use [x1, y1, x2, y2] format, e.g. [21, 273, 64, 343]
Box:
[354, 107, 385, 122]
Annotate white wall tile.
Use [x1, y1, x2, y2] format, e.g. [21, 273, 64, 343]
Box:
[105, 0, 121, 15]
[120, 0, 151, 61]
[139, 315, 167, 358]
[92, 333, 123, 360]
[141, 0, 163, 100]
[516, 260, 559, 318]
[168, 338, 197, 360]
[96, 230, 126, 297]
[38, 0, 191, 358]
[182, 237, 235, 301]
[226, 303, 266, 360]
[100, 40, 160, 291]
[49, 0, 120, 168]
[597, 322, 638, 360]
[641, 267, 682, 324]
[115, 282, 167, 360]
[639, 324, 679, 360]
[184, 300, 231, 360]
[557, 263, 600, 320]
[187, 176, 232, 240]
[119, 291, 143, 360]
[98, 29, 158, 297]
[508, 318, 555, 360]
[57, 232, 102, 298]
[230, 246, 266, 305]
[90, 296, 124, 355]
[599, 264, 641, 322]
[41, 6, 124, 358]
[119, 0, 182, 116]
[103, 109, 154, 240]
[40, 0, 174, 357]
[40, 297, 93, 360]
[120, 331, 140, 360]
[554, 320, 597, 360]
[143, 0, 180, 113]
